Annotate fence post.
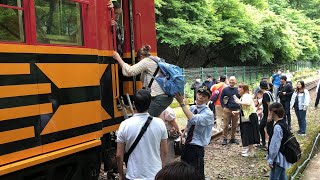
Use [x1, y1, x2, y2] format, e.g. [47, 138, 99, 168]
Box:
[200, 67, 203, 81]
[242, 66, 245, 82]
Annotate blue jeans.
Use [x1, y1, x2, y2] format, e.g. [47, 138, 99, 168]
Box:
[273, 86, 279, 102]
[270, 164, 287, 180]
[148, 95, 173, 117]
[295, 109, 307, 134]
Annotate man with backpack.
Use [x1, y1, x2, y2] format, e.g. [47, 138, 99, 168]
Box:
[210, 75, 227, 132]
[267, 103, 301, 179]
[278, 75, 294, 130]
[258, 81, 274, 150]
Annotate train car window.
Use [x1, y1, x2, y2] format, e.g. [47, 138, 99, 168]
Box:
[0, 0, 25, 42]
[35, 0, 83, 46]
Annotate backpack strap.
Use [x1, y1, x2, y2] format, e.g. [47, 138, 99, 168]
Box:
[274, 120, 290, 153]
[146, 56, 160, 89]
[126, 116, 153, 159]
[265, 91, 274, 103]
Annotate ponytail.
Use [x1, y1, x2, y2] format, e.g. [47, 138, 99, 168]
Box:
[137, 45, 151, 59]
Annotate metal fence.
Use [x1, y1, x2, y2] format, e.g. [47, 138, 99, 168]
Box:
[182, 61, 320, 85]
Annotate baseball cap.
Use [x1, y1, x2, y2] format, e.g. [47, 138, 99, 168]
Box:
[197, 85, 212, 97]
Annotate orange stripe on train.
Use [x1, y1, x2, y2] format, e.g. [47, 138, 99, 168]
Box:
[0, 63, 30, 75]
[0, 83, 51, 98]
[36, 64, 108, 88]
[41, 101, 106, 135]
[0, 103, 52, 121]
[0, 44, 114, 56]
[0, 127, 35, 144]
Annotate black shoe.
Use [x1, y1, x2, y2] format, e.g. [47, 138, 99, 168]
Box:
[229, 139, 239, 144]
[222, 139, 228, 145]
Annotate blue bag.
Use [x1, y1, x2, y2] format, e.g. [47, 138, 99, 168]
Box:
[149, 56, 185, 96]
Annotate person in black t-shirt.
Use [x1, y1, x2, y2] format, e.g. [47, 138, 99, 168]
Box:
[258, 81, 274, 150]
[278, 75, 293, 129]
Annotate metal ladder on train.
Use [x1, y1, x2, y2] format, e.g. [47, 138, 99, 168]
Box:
[118, 93, 134, 119]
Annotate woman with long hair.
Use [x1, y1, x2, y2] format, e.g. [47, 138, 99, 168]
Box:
[233, 84, 260, 157]
[290, 80, 310, 136]
[113, 45, 174, 117]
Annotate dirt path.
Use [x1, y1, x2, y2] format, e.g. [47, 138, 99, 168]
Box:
[301, 152, 320, 180]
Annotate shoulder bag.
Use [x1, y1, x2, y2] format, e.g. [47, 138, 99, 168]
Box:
[124, 116, 153, 165]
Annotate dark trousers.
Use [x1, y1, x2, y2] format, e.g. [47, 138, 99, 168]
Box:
[315, 90, 320, 108]
[259, 117, 274, 146]
[281, 100, 291, 129]
[181, 144, 205, 180]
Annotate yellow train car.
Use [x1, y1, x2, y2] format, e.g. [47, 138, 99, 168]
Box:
[0, 0, 158, 179]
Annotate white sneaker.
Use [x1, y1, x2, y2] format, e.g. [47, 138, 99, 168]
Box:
[241, 152, 249, 157]
[241, 147, 249, 154]
[241, 152, 255, 157]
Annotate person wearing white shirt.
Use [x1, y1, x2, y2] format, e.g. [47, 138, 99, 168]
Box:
[290, 81, 310, 136]
[285, 69, 293, 84]
[116, 89, 168, 180]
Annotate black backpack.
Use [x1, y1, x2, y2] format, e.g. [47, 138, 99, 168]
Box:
[276, 120, 301, 164]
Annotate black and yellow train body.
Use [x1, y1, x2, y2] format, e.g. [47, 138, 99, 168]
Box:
[0, 0, 158, 178]
[0, 45, 119, 179]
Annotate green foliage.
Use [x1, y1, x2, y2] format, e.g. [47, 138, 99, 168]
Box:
[155, 0, 320, 66]
[155, 0, 222, 47]
[0, 7, 24, 42]
[241, 0, 268, 9]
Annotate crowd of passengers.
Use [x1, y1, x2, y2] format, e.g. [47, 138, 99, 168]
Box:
[111, 41, 316, 180]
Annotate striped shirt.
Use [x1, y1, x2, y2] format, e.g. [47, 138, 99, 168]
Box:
[122, 57, 165, 97]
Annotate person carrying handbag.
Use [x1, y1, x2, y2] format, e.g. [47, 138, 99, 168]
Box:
[234, 84, 260, 157]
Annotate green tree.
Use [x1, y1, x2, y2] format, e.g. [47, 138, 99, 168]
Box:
[155, 0, 320, 67]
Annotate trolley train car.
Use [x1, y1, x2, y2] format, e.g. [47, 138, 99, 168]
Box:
[0, 0, 157, 179]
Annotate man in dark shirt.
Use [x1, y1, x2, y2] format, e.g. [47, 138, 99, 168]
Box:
[258, 81, 274, 149]
[220, 76, 240, 145]
[203, 75, 214, 90]
[278, 75, 293, 129]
